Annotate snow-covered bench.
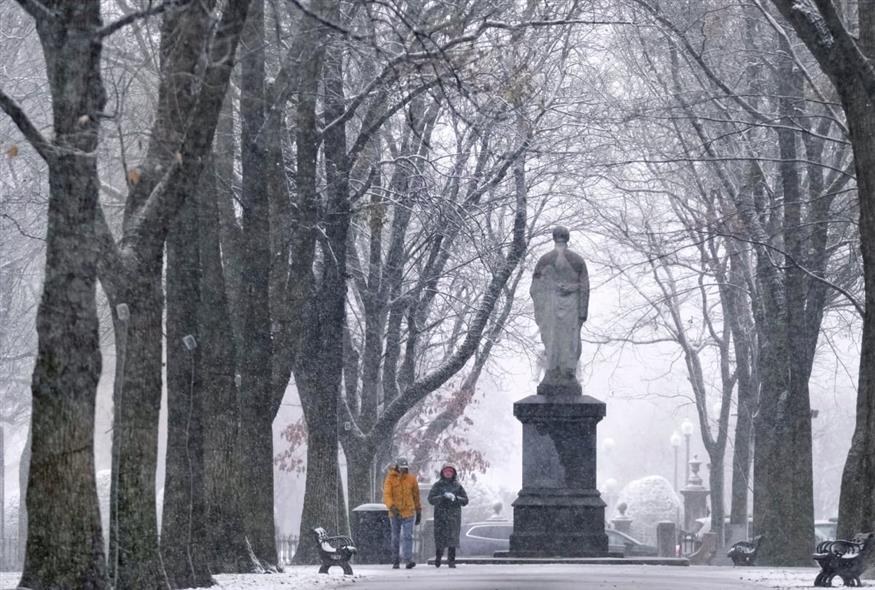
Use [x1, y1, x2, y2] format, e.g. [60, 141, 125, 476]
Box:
[312, 527, 357, 575]
[727, 534, 763, 566]
[813, 532, 874, 587]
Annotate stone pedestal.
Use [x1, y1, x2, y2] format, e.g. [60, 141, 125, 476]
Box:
[657, 521, 677, 557]
[499, 394, 612, 557]
[680, 457, 709, 532]
[611, 502, 633, 535]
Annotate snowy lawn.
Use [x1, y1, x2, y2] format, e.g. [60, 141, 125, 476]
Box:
[200, 566, 378, 589]
[0, 567, 377, 590]
[733, 566, 873, 588]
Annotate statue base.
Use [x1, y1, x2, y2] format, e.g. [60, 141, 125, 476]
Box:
[537, 380, 582, 396]
[501, 394, 611, 558]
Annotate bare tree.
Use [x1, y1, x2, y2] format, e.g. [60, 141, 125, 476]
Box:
[0, 1, 110, 586]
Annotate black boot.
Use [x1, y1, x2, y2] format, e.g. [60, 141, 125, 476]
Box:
[392, 557, 400, 569]
[448, 547, 456, 568]
[435, 548, 443, 568]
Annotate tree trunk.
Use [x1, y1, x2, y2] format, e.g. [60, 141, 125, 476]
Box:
[111, 264, 168, 589]
[727, 247, 755, 527]
[837, 84, 875, 539]
[236, 0, 278, 566]
[197, 158, 252, 572]
[19, 3, 110, 588]
[163, 187, 212, 588]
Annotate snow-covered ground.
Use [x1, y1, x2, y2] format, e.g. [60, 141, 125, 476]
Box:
[732, 566, 865, 589]
[194, 567, 380, 589]
[0, 565, 868, 589]
[0, 567, 379, 590]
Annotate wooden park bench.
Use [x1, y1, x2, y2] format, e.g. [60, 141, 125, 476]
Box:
[813, 532, 874, 587]
[312, 527, 357, 575]
[727, 534, 764, 566]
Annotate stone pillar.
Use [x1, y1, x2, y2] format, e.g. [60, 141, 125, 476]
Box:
[500, 394, 611, 557]
[680, 456, 710, 531]
[611, 502, 633, 535]
[656, 521, 676, 557]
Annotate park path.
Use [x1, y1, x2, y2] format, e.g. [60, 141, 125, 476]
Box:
[0, 565, 826, 589]
[329, 564, 820, 590]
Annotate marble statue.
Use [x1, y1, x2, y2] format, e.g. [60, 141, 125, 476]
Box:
[530, 226, 589, 395]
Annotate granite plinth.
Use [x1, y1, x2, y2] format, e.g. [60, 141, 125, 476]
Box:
[504, 393, 611, 558]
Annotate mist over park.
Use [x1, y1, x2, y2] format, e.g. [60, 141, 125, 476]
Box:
[0, 0, 872, 589]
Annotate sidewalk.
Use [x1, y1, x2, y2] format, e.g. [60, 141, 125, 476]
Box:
[0, 564, 840, 590]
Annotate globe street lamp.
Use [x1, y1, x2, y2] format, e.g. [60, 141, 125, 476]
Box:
[670, 431, 681, 491]
[603, 437, 616, 454]
[681, 419, 694, 485]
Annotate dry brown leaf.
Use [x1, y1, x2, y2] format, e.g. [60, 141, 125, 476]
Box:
[6, 145, 18, 158]
[127, 168, 141, 185]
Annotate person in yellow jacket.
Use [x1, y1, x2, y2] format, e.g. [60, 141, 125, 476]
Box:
[383, 457, 421, 569]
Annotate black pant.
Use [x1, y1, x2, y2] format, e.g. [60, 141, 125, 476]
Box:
[436, 547, 456, 563]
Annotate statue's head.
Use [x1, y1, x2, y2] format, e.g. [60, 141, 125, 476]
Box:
[552, 226, 570, 244]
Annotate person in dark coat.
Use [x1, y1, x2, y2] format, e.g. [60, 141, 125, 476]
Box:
[427, 464, 469, 568]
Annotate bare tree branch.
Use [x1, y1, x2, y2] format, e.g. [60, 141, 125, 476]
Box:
[97, 0, 191, 38]
[0, 89, 53, 162]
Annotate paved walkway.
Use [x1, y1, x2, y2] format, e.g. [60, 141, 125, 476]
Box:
[328, 564, 812, 590]
[1, 565, 825, 590]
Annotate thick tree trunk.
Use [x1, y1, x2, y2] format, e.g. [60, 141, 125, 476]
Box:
[197, 160, 252, 572]
[111, 266, 168, 589]
[761, 52, 814, 565]
[21, 164, 109, 590]
[236, 0, 278, 565]
[837, 86, 875, 539]
[19, 3, 110, 588]
[163, 191, 212, 588]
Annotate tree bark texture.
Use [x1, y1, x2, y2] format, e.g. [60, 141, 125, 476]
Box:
[163, 187, 211, 588]
[752, 48, 815, 566]
[197, 158, 252, 573]
[837, 82, 875, 538]
[18, 3, 110, 588]
[236, 0, 278, 566]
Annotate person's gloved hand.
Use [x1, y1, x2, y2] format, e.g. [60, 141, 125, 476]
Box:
[390, 507, 400, 518]
[443, 492, 456, 502]
[415, 511, 422, 525]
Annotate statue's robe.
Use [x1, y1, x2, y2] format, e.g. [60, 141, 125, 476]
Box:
[530, 248, 589, 383]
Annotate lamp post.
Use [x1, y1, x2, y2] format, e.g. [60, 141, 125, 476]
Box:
[670, 431, 681, 491]
[670, 431, 681, 530]
[681, 419, 694, 485]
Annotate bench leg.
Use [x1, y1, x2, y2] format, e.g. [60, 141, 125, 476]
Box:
[318, 564, 331, 574]
[813, 570, 827, 587]
[341, 561, 353, 575]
